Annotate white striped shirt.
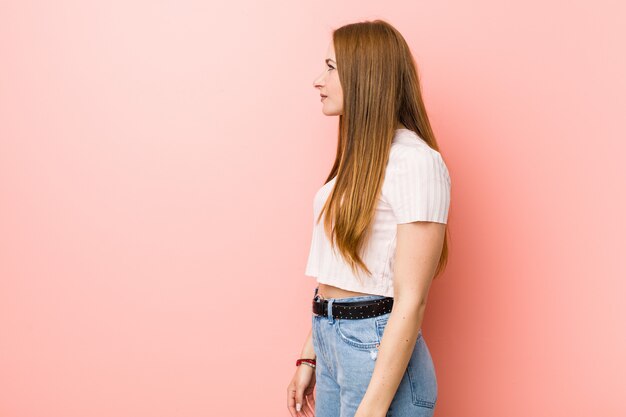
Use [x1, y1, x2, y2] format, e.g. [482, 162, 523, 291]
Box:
[304, 128, 451, 297]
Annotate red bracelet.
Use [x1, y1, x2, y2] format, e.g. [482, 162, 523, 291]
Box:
[296, 358, 316, 367]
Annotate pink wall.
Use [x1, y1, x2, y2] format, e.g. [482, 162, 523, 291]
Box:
[1, 1, 624, 416]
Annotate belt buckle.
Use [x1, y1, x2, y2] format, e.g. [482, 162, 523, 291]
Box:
[313, 294, 325, 316]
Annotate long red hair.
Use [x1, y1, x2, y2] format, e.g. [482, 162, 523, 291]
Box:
[317, 19, 451, 282]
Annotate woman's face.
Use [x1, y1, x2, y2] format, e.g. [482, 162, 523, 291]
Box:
[313, 41, 343, 116]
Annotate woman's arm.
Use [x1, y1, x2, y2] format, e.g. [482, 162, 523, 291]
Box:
[301, 327, 316, 360]
[356, 221, 446, 417]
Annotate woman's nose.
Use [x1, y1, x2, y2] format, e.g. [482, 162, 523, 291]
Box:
[313, 71, 325, 88]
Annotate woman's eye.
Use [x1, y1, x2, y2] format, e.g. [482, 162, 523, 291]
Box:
[327, 65, 335, 71]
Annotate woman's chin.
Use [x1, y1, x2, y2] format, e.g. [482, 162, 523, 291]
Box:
[322, 107, 341, 116]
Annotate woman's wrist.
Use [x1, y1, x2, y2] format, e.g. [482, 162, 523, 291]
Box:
[300, 348, 316, 359]
[301, 328, 316, 360]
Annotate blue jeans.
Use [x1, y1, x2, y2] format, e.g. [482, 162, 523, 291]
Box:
[311, 287, 438, 417]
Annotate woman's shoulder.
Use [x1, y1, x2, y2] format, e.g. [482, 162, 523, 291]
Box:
[386, 131, 450, 186]
[389, 135, 444, 168]
[382, 131, 452, 223]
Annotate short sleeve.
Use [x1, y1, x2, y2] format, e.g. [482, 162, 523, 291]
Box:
[384, 147, 451, 224]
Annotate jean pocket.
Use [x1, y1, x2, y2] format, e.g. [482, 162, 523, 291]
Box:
[335, 317, 381, 350]
[406, 336, 438, 408]
[374, 314, 390, 339]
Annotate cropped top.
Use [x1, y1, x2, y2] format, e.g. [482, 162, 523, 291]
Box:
[304, 128, 451, 297]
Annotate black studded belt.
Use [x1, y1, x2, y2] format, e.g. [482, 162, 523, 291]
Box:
[312, 294, 394, 320]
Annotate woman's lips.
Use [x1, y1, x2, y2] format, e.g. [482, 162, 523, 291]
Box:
[321, 96, 327, 101]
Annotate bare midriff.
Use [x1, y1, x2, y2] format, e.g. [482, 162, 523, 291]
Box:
[316, 283, 374, 300]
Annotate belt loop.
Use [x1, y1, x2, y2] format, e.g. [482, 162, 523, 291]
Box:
[327, 298, 335, 324]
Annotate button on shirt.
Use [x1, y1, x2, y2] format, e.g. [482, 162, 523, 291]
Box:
[304, 128, 451, 297]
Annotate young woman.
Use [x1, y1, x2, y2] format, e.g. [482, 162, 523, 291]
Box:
[287, 20, 451, 417]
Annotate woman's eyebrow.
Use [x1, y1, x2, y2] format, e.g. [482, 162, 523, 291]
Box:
[325, 58, 336, 65]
